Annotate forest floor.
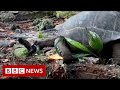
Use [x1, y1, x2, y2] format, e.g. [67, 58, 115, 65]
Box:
[0, 13, 120, 79]
[0, 19, 59, 79]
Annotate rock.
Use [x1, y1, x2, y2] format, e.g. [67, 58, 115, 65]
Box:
[0, 12, 15, 22]
[15, 29, 22, 33]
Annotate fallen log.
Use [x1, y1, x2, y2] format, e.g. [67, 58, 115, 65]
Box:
[0, 30, 39, 39]
[0, 32, 37, 47]
[47, 63, 120, 79]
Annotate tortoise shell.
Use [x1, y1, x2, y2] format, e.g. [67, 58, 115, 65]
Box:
[57, 11, 120, 45]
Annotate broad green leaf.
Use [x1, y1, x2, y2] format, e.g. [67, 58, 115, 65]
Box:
[14, 47, 29, 58]
[72, 53, 90, 58]
[65, 38, 91, 53]
[88, 31, 103, 52]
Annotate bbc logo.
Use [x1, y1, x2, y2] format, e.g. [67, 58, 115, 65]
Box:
[5, 68, 25, 74]
[3, 65, 46, 77]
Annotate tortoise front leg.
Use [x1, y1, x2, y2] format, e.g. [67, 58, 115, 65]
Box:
[54, 36, 79, 64]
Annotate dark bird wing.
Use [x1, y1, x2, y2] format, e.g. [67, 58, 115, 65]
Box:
[18, 38, 32, 51]
[18, 38, 37, 56]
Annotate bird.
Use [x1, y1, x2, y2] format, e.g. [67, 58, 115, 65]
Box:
[18, 38, 37, 56]
[28, 45, 37, 56]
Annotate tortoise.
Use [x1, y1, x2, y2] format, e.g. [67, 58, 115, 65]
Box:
[27, 11, 120, 64]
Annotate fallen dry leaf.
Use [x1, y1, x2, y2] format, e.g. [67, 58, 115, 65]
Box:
[29, 26, 35, 29]
[7, 47, 13, 51]
[0, 59, 9, 63]
[48, 54, 63, 61]
[9, 32, 14, 35]
[0, 28, 6, 32]
[9, 40, 16, 43]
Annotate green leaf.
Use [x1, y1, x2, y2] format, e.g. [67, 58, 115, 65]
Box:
[56, 11, 77, 18]
[72, 53, 90, 58]
[88, 31, 103, 52]
[65, 37, 91, 53]
[37, 31, 43, 39]
[14, 47, 29, 58]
